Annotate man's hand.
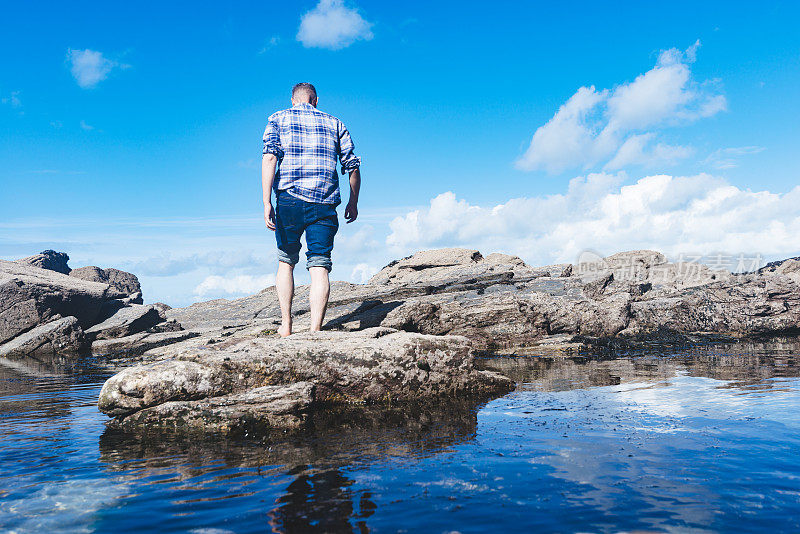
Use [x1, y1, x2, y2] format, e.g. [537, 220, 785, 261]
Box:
[264, 203, 276, 230]
[344, 200, 358, 223]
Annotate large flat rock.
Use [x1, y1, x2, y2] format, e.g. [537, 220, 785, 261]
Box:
[91, 330, 199, 357]
[0, 259, 111, 343]
[85, 304, 162, 341]
[98, 328, 514, 432]
[115, 382, 315, 433]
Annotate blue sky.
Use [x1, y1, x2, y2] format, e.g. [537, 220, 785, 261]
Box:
[2, 1, 799, 306]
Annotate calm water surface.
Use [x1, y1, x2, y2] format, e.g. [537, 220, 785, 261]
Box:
[1, 341, 800, 533]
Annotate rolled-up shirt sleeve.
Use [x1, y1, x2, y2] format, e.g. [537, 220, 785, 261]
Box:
[262, 115, 284, 159]
[337, 120, 361, 174]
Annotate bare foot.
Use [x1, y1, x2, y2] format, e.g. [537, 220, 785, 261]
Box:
[278, 324, 292, 337]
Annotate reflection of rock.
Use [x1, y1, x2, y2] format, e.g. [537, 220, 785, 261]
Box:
[98, 328, 512, 433]
[479, 337, 800, 392]
[98, 393, 486, 531]
[99, 393, 483, 466]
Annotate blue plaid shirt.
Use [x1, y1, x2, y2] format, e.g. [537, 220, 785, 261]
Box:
[263, 102, 361, 204]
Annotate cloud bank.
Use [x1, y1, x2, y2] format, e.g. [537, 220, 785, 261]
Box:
[194, 274, 276, 298]
[297, 0, 373, 50]
[387, 174, 800, 266]
[517, 41, 726, 174]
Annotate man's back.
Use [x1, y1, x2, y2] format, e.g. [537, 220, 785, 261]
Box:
[263, 103, 360, 205]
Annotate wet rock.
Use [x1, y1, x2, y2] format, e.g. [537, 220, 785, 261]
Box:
[98, 329, 514, 430]
[85, 304, 162, 341]
[114, 382, 314, 433]
[0, 316, 84, 357]
[0, 259, 111, 343]
[69, 266, 142, 301]
[15, 250, 71, 275]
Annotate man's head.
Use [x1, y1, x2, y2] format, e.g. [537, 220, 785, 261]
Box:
[291, 82, 318, 107]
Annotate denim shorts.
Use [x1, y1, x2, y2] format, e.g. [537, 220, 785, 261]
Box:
[274, 190, 339, 271]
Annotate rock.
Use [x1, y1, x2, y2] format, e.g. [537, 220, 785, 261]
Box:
[760, 258, 800, 284]
[115, 382, 315, 433]
[159, 248, 800, 352]
[91, 330, 199, 357]
[85, 304, 163, 341]
[69, 266, 142, 301]
[367, 248, 545, 288]
[0, 316, 84, 357]
[152, 302, 172, 313]
[15, 250, 71, 275]
[0, 259, 111, 344]
[98, 328, 514, 431]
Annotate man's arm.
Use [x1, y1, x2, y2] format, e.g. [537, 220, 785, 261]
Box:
[262, 115, 283, 231]
[337, 120, 361, 224]
[262, 153, 278, 230]
[344, 167, 361, 223]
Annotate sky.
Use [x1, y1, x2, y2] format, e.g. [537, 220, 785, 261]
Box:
[2, 0, 799, 306]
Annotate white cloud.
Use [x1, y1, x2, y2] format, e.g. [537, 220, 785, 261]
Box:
[350, 262, 379, 283]
[386, 174, 800, 266]
[259, 35, 280, 54]
[297, 0, 373, 50]
[1, 90, 21, 108]
[605, 134, 694, 170]
[704, 146, 765, 170]
[79, 120, 95, 131]
[67, 49, 123, 88]
[131, 249, 268, 277]
[517, 41, 726, 174]
[194, 274, 276, 297]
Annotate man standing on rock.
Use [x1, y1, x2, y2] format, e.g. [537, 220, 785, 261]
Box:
[262, 83, 362, 337]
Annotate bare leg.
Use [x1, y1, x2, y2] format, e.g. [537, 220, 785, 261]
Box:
[309, 266, 330, 332]
[276, 261, 295, 337]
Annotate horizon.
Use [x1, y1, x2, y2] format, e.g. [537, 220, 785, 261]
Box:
[3, 1, 800, 307]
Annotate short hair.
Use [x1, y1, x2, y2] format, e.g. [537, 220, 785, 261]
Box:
[292, 82, 317, 101]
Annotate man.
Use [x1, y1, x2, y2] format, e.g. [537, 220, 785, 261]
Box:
[262, 83, 361, 337]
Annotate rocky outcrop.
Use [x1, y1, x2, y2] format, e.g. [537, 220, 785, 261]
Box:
[69, 266, 142, 302]
[92, 246, 800, 433]
[91, 330, 198, 357]
[0, 259, 110, 343]
[15, 250, 71, 275]
[98, 328, 513, 433]
[0, 316, 84, 358]
[1, 252, 180, 357]
[162, 248, 775, 351]
[85, 304, 163, 341]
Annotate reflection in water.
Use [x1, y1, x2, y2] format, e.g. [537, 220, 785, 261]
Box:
[479, 337, 800, 392]
[2, 340, 800, 532]
[97, 397, 487, 533]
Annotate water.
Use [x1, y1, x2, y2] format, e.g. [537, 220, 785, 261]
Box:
[2, 341, 800, 533]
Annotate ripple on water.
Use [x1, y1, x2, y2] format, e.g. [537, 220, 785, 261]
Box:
[1, 340, 800, 533]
